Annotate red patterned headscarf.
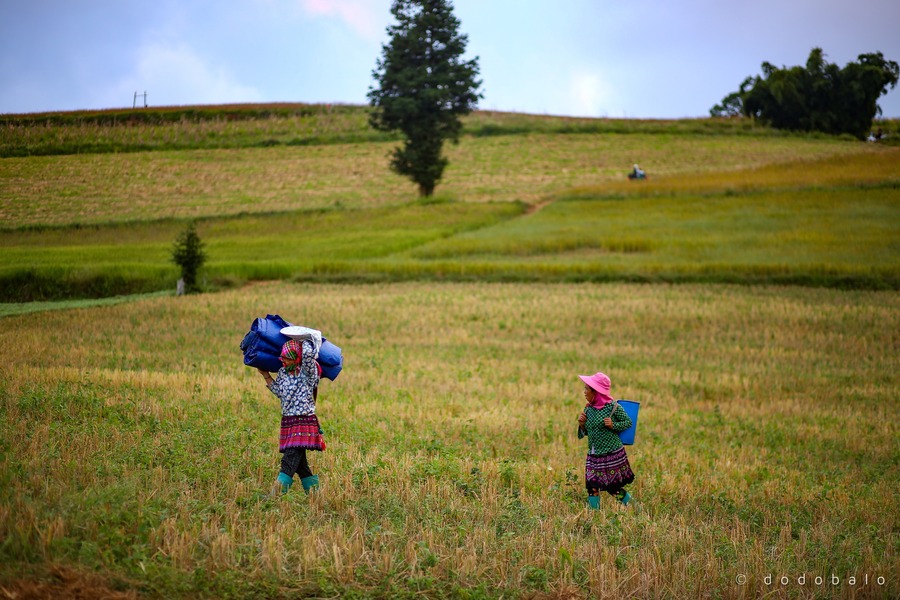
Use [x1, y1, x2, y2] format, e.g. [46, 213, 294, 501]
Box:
[280, 340, 303, 374]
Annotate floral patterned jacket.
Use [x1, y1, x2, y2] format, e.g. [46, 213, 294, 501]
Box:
[268, 339, 320, 416]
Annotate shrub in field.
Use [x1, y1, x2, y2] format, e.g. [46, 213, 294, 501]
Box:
[171, 221, 206, 293]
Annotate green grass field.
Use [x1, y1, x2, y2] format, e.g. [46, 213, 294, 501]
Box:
[1, 105, 898, 598]
[1, 109, 898, 300]
[1, 282, 897, 598]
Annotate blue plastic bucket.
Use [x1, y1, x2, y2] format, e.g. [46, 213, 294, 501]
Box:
[616, 400, 640, 445]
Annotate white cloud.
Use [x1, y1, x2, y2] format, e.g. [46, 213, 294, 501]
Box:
[300, 0, 384, 42]
[97, 41, 263, 108]
[567, 71, 612, 118]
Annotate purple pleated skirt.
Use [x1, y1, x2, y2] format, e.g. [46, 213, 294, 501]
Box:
[279, 414, 325, 452]
[585, 446, 634, 492]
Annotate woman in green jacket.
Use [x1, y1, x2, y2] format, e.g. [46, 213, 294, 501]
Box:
[576, 372, 634, 508]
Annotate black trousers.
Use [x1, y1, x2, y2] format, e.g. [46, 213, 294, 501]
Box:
[587, 485, 626, 497]
[280, 448, 313, 480]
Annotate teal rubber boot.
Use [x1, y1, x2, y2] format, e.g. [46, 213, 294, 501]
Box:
[301, 475, 319, 493]
[587, 495, 600, 510]
[277, 472, 294, 494]
[617, 490, 632, 506]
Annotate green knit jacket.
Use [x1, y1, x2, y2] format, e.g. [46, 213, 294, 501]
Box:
[577, 402, 632, 456]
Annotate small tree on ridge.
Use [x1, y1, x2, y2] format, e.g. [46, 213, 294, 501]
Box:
[172, 221, 207, 294]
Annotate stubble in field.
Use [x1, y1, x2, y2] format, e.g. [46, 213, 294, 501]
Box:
[0, 134, 880, 228]
[0, 282, 896, 598]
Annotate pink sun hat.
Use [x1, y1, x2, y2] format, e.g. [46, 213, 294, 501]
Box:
[579, 372, 615, 406]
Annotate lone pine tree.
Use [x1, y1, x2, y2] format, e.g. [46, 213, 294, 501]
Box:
[368, 0, 482, 197]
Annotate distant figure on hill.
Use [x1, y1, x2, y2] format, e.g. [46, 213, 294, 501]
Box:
[576, 372, 635, 508]
[628, 163, 647, 180]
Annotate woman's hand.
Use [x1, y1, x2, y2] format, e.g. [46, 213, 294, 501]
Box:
[577, 413, 587, 426]
[603, 417, 613, 429]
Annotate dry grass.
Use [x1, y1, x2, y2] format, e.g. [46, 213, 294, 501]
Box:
[566, 147, 900, 199]
[1, 282, 897, 598]
[0, 144, 409, 228]
[0, 566, 139, 600]
[0, 134, 879, 228]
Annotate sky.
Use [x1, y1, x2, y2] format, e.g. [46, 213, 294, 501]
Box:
[2, 0, 899, 119]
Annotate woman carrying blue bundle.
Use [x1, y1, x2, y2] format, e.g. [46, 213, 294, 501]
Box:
[257, 336, 325, 496]
[576, 372, 635, 508]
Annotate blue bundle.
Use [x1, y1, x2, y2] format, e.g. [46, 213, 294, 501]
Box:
[318, 340, 343, 380]
[240, 314, 343, 380]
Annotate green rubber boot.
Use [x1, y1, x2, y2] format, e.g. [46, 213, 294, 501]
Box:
[617, 490, 632, 506]
[587, 495, 600, 510]
[301, 475, 319, 493]
[277, 472, 294, 494]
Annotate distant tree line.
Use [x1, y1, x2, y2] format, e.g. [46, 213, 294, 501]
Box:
[711, 48, 899, 139]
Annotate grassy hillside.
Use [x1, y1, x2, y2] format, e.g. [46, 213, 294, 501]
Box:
[3, 130, 879, 228]
[1, 104, 897, 297]
[1, 104, 898, 598]
[2, 141, 898, 300]
[1, 282, 896, 598]
[0, 202, 524, 301]
[1, 103, 836, 158]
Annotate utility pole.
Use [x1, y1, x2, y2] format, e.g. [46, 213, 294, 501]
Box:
[133, 91, 148, 109]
